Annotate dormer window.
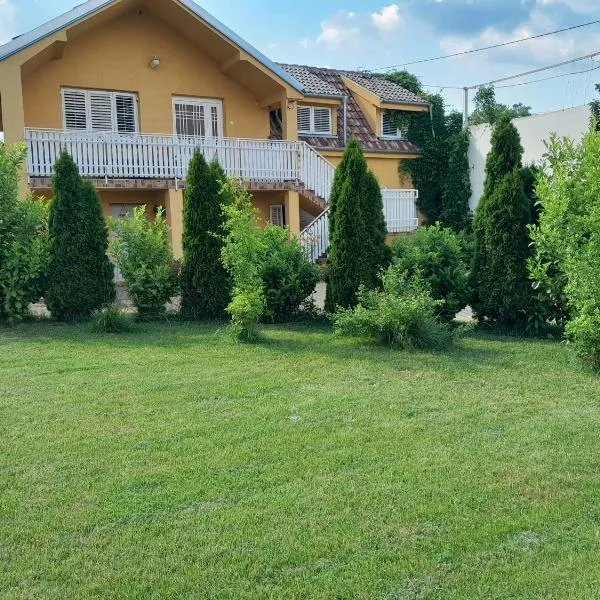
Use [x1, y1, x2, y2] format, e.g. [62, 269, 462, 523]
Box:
[297, 106, 332, 135]
[381, 110, 407, 139]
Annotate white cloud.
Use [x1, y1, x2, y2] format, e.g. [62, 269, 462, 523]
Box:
[316, 12, 360, 48]
[371, 4, 403, 33]
[0, 0, 17, 45]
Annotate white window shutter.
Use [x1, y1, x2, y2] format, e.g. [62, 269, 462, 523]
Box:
[115, 94, 137, 133]
[382, 110, 406, 138]
[270, 205, 284, 227]
[313, 107, 331, 134]
[297, 106, 311, 133]
[89, 91, 114, 131]
[63, 89, 88, 130]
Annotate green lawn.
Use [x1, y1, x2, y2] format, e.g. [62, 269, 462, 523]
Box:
[1, 322, 599, 599]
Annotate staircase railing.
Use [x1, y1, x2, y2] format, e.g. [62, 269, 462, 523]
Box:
[300, 208, 329, 263]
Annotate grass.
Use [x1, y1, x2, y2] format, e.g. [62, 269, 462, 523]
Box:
[1, 321, 599, 599]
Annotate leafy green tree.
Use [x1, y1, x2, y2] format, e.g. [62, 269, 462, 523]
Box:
[470, 86, 532, 126]
[45, 151, 114, 320]
[440, 129, 472, 232]
[181, 151, 230, 319]
[470, 117, 533, 326]
[0, 143, 48, 323]
[377, 70, 423, 95]
[590, 84, 600, 131]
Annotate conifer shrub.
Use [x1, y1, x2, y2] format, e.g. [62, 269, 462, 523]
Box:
[326, 141, 389, 312]
[45, 152, 114, 321]
[392, 224, 470, 323]
[181, 151, 230, 319]
[0, 143, 49, 324]
[470, 116, 534, 328]
[334, 265, 458, 350]
[111, 206, 178, 320]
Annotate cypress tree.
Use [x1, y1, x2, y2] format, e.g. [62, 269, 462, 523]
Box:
[325, 144, 368, 312]
[360, 170, 391, 288]
[470, 117, 533, 327]
[180, 150, 230, 319]
[45, 151, 114, 320]
[328, 139, 360, 239]
[440, 129, 472, 233]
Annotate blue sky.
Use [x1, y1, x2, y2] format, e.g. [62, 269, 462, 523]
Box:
[2, 0, 600, 115]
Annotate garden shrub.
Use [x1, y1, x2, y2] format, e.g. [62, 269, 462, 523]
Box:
[531, 130, 600, 368]
[45, 152, 114, 321]
[111, 206, 178, 320]
[334, 265, 457, 350]
[90, 304, 134, 334]
[260, 224, 319, 323]
[392, 224, 471, 322]
[220, 180, 266, 341]
[181, 151, 231, 319]
[0, 143, 49, 324]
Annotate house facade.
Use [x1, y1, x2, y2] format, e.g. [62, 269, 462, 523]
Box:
[0, 0, 428, 260]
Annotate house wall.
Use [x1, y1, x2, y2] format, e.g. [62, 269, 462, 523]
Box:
[21, 9, 270, 138]
[468, 104, 591, 211]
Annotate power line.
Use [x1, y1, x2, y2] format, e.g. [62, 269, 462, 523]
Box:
[370, 18, 600, 71]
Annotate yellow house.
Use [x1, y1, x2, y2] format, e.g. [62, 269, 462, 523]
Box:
[0, 0, 429, 261]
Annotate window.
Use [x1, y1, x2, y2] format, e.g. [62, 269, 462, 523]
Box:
[297, 106, 332, 135]
[381, 110, 407, 139]
[173, 97, 223, 138]
[270, 205, 285, 227]
[62, 88, 138, 133]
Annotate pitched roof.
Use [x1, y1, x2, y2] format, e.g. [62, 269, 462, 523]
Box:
[278, 64, 342, 98]
[343, 71, 426, 105]
[0, 0, 305, 94]
[278, 64, 424, 155]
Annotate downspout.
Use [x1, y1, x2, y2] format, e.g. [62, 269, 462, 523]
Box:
[343, 95, 348, 146]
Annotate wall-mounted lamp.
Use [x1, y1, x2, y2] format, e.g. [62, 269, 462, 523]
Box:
[149, 56, 161, 70]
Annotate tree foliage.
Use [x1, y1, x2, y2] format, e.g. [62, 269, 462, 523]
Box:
[325, 140, 389, 311]
[590, 84, 600, 131]
[530, 130, 600, 368]
[470, 117, 533, 327]
[111, 206, 178, 320]
[381, 72, 470, 229]
[0, 143, 49, 323]
[181, 150, 231, 319]
[470, 86, 532, 126]
[45, 151, 114, 321]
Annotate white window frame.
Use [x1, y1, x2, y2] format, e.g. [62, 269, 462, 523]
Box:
[269, 204, 285, 227]
[297, 105, 332, 136]
[172, 96, 224, 138]
[61, 88, 139, 133]
[381, 110, 407, 140]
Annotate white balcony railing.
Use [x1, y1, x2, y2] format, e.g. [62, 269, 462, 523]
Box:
[25, 128, 334, 202]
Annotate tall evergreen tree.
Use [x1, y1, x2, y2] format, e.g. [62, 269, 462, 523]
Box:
[440, 129, 472, 233]
[470, 116, 533, 327]
[328, 139, 359, 240]
[181, 150, 230, 319]
[45, 151, 114, 320]
[360, 170, 392, 288]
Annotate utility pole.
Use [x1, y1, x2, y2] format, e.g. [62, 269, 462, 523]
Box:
[463, 87, 469, 129]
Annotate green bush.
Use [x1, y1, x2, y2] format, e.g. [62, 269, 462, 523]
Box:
[0, 143, 49, 324]
[111, 206, 178, 320]
[221, 180, 266, 341]
[334, 265, 457, 350]
[261, 224, 319, 323]
[90, 304, 134, 334]
[45, 152, 115, 321]
[531, 130, 600, 368]
[392, 224, 471, 322]
[181, 151, 230, 319]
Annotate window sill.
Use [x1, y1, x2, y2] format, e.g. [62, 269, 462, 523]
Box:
[298, 132, 337, 138]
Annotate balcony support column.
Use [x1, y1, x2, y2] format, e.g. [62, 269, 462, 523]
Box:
[280, 93, 298, 141]
[0, 65, 27, 196]
[164, 187, 184, 259]
[285, 190, 300, 237]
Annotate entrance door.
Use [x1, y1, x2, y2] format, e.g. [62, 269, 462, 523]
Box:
[172, 97, 224, 138]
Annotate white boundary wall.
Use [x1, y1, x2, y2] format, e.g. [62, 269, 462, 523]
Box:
[468, 104, 591, 211]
